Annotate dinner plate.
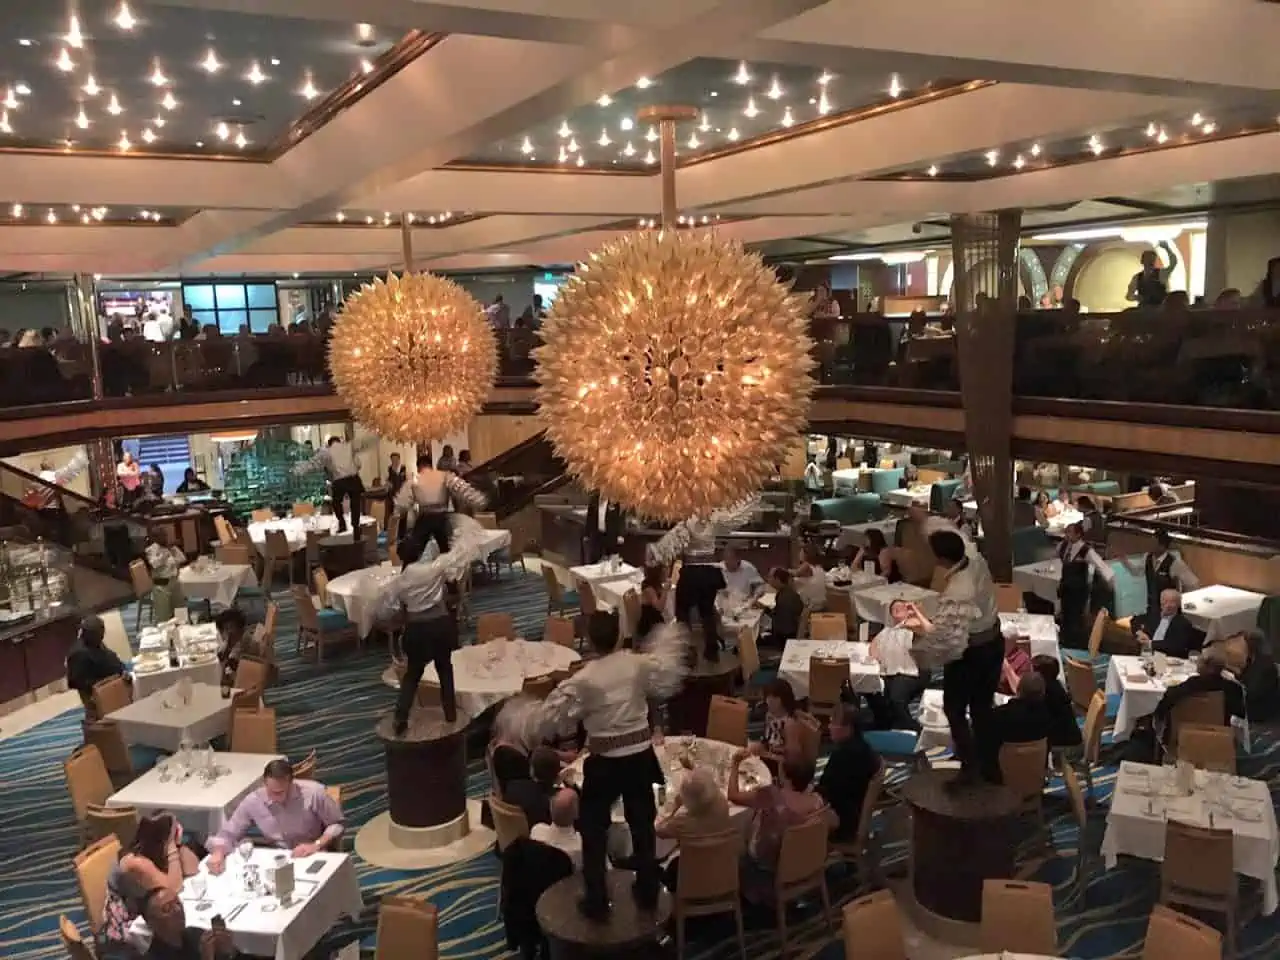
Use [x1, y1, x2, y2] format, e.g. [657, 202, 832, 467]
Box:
[133, 662, 164, 675]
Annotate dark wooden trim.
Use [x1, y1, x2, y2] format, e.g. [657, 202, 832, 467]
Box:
[808, 420, 965, 450]
[1015, 397, 1280, 434]
[818, 385, 964, 408]
[1010, 438, 1280, 488]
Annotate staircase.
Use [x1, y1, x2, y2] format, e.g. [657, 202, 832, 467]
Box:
[134, 435, 192, 494]
[466, 431, 568, 520]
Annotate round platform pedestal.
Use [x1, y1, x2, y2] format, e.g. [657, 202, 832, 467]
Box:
[537, 872, 673, 959]
[354, 708, 485, 869]
[665, 652, 739, 737]
[901, 768, 1021, 945]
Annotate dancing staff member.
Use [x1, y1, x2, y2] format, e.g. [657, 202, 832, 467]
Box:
[394, 453, 488, 556]
[294, 435, 375, 534]
[385, 452, 408, 503]
[497, 613, 689, 920]
[1120, 529, 1200, 624]
[647, 499, 757, 662]
[1057, 522, 1115, 651]
[584, 491, 626, 565]
[374, 514, 484, 734]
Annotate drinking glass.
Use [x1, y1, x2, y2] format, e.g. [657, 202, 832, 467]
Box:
[189, 875, 207, 901]
[237, 839, 254, 864]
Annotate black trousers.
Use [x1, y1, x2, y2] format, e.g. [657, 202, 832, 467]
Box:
[1058, 585, 1090, 650]
[580, 747, 662, 911]
[330, 475, 364, 533]
[674, 563, 725, 657]
[395, 614, 459, 725]
[868, 674, 927, 731]
[941, 625, 1004, 777]
[411, 510, 452, 556]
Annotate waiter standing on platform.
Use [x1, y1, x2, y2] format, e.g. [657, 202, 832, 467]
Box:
[294, 435, 372, 534]
[1057, 522, 1116, 651]
[584, 490, 626, 564]
[395, 453, 488, 556]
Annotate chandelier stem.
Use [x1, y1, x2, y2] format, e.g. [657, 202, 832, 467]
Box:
[637, 105, 698, 229]
[400, 214, 414, 273]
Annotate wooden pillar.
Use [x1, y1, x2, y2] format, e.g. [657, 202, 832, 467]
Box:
[951, 211, 1021, 581]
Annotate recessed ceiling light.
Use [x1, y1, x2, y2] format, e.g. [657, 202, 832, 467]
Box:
[215, 121, 230, 140]
[888, 74, 903, 98]
[75, 107, 90, 129]
[985, 149, 999, 166]
[557, 120, 571, 138]
[1029, 142, 1042, 157]
[817, 92, 831, 115]
[733, 62, 751, 85]
[161, 91, 177, 111]
[246, 62, 267, 85]
[113, 2, 137, 30]
[1191, 112, 1204, 126]
[1013, 154, 1026, 169]
[15, 84, 30, 96]
[575, 155, 585, 167]
[780, 106, 794, 127]
[597, 129, 612, 147]
[117, 132, 132, 152]
[766, 76, 783, 100]
[566, 137, 579, 153]
[106, 94, 123, 116]
[743, 97, 759, 118]
[200, 49, 222, 74]
[621, 140, 635, 157]
[709, 90, 718, 98]
[149, 63, 170, 87]
[270, 58, 281, 67]
[232, 98, 242, 107]
[364, 215, 374, 224]
[299, 75, 319, 100]
[195, 140, 203, 147]
[141, 128, 157, 144]
[727, 127, 740, 141]
[1202, 121, 1217, 135]
[356, 23, 374, 42]
[687, 132, 700, 149]
[597, 94, 612, 107]
[927, 165, 938, 177]
[818, 70, 834, 86]
[56, 49, 76, 72]
[47, 208, 58, 224]
[82, 75, 101, 97]
[0, 112, 11, 134]
[1156, 128, 1169, 144]
[643, 149, 656, 164]
[1, 89, 17, 110]
[557, 146, 568, 163]
[520, 136, 534, 155]
[10, 203, 22, 217]
[645, 125, 658, 142]
[698, 112, 710, 132]
[636, 76, 651, 89]
[66, 15, 84, 49]
[335, 212, 346, 222]
[360, 59, 374, 75]
[17, 39, 33, 47]
[234, 130, 248, 149]
[619, 116, 634, 131]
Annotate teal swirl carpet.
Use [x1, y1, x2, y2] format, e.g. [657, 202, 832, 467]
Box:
[2, 571, 1278, 959]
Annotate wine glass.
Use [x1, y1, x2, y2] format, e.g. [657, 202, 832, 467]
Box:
[189, 874, 208, 903]
[237, 839, 254, 865]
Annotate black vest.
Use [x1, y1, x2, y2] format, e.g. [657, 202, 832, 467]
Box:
[1145, 552, 1177, 607]
[1058, 540, 1091, 603]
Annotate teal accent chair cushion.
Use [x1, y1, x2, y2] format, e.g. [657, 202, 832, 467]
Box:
[864, 730, 922, 758]
[929, 479, 963, 513]
[810, 495, 887, 526]
[870, 468, 905, 496]
[1071, 480, 1122, 497]
[317, 608, 351, 632]
[1011, 526, 1053, 567]
[1109, 559, 1147, 619]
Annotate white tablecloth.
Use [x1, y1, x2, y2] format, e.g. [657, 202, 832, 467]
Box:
[998, 612, 1061, 664]
[1104, 655, 1197, 742]
[108, 683, 239, 752]
[1181, 585, 1266, 643]
[836, 519, 897, 550]
[1102, 762, 1279, 915]
[107, 752, 281, 836]
[423, 638, 579, 717]
[883, 485, 933, 509]
[916, 688, 1011, 751]
[826, 568, 890, 598]
[1012, 558, 1063, 607]
[131, 849, 363, 960]
[830, 468, 868, 492]
[564, 735, 771, 861]
[325, 563, 401, 638]
[478, 527, 514, 559]
[853, 583, 939, 625]
[180, 563, 259, 609]
[570, 561, 640, 587]
[248, 515, 375, 554]
[134, 656, 224, 699]
[133, 623, 223, 698]
[1044, 507, 1085, 536]
[778, 639, 882, 699]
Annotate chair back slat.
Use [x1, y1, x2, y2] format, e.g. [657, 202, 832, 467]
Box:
[775, 815, 829, 886]
[128, 559, 153, 599]
[477, 612, 516, 644]
[64, 744, 114, 823]
[86, 803, 139, 848]
[998, 738, 1048, 803]
[1063, 655, 1098, 713]
[214, 543, 251, 567]
[84, 720, 134, 778]
[979, 879, 1058, 955]
[807, 658, 849, 707]
[375, 895, 439, 960]
[488, 793, 530, 851]
[92, 676, 133, 717]
[1142, 903, 1223, 960]
[544, 616, 576, 648]
[229, 705, 278, 754]
[1162, 820, 1235, 896]
[1177, 723, 1237, 773]
[676, 830, 742, 903]
[74, 834, 121, 933]
[705, 695, 749, 747]
[842, 890, 908, 960]
[810, 612, 848, 642]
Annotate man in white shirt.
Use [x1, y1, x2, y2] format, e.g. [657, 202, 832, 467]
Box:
[721, 546, 763, 598]
[395, 453, 488, 555]
[530, 788, 583, 870]
[295, 435, 369, 534]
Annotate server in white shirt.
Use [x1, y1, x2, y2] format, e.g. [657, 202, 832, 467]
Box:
[648, 499, 756, 661]
[721, 546, 763, 598]
[374, 519, 478, 733]
[1057, 522, 1115, 651]
[1120, 529, 1200, 624]
[295, 435, 370, 534]
[498, 612, 689, 920]
[394, 453, 488, 555]
[584, 490, 625, 565]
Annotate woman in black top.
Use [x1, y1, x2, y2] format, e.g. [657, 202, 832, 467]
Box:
[853, 529, 903, 583]
[635, 564, 667, 642]
[175, 468, 210, 494]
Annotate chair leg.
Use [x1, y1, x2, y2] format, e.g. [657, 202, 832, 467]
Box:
[135, 600, 143, 632]
[675, 913, 685, 960]
[776, 900, 788, 958]
[820, 879, 833, 930]
[734, 905, 746, 960]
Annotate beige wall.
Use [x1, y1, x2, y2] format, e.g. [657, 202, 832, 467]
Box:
[468, 414, 542, 466]
[1203, 210, 1280, 299]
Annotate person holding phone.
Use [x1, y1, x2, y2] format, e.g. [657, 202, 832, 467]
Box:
[111, 886, 239, 959]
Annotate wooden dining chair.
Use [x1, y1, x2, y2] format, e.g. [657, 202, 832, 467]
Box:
[1143, 903, 1224, 960]
[293, 584, 357, 662]
[214, 542, 251, 567]
[476, 612, 516, 644]
[128, 559, 154, 630]
[1062, 654, 1100, 715]
[737, 626, 764, 701]
[262, 529, 293, 591]
[1160, 820, 1237, 958]
[233, 655, 271, 694]
[488, 792, 530, 852]
[979, 879, 1058, 955]
[773, 816, 835, 955]
[91, 675, 132, 718]
[369, 498, 388, 533]
[231, 685, 262, 713]
[995, 582, 1024, 614]
[842, 890, 908, 960]
[622, 589, 642, 641]
[229, 705, 278, 754]
[807, 657, 850, 721]
[84, 720, 134, 785]
[292, 749, 318, 781]
[74, 834, 121, 933]
[705, 695, 749, 747]
[1177, 723, 1237, 773]
[85, 803, 139, 849]
[251, 508, 275, 523]
[213, 515, 235, 546]
[1079, 690, 1108, 802]
[541, 565, 575, 616]
[809, 612, 848, 643]
[292, 502, 316, 517]
[60, 915, 96, 960]
[1060, 760, 1101, 896]
[1170, 691, 1227, 752]
[543, 615, 576, 649]
[674, 831, 746, 959]
[375, 895, 439, 960]
[64, 744, 114, 837]
[822, 592, 855, 637]
[829, 761, 885, 884]
[312, 567, 332, 608]
[999, 738, 1050, 850]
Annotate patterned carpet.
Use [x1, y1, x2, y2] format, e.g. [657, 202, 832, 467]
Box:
[2, 569, 1279, 959]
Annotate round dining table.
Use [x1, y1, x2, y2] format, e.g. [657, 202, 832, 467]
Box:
[422, 637, 580, 717]
[247, 514, 375, 554]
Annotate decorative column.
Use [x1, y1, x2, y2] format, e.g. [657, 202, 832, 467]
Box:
[950, 210, 1021, 581]
[68, 274, 115, 504]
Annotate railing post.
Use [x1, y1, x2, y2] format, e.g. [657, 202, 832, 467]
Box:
[951, 210, 1021, 581]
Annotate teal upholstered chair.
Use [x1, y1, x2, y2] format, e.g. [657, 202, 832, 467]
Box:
[810, 495, 887, 526]
[1108, 559, 1148, 620]
[929, 479, 963, 513]
[869, 468, 905, 496]
[1011, 526, 1054, 567]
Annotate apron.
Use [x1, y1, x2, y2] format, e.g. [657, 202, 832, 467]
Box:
[1058, 541, 1092, 650]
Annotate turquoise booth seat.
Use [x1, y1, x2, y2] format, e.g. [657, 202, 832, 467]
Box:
[810, 495, 888, 526]
[1011, 526, 1053, 567]
[1071, 480, 1122, 497]
[869, 468, 905, 496]
[929, 479, 963, 513]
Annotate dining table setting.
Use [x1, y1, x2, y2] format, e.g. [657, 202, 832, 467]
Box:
[1104, 653, 1198, 741]
[778, 638, 884, 698]
[423, 636, 580, 716]
[132, 622, 223, 698]
[179, 556, 260, 611]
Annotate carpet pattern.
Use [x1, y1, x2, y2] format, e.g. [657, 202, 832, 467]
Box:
[2, 570, 1279, 960]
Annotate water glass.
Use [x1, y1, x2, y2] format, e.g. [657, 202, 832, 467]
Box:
[237, 839, 254, 864]
[189, 875, 208, 901]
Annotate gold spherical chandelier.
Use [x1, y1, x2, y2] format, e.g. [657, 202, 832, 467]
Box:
[329, 250, 497, 442]
[535, 106, 815, 523]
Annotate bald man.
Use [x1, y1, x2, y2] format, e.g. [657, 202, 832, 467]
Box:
[530, 787, 582, 870]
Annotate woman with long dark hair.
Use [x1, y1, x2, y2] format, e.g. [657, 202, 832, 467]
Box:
[99, 813, 200, 950]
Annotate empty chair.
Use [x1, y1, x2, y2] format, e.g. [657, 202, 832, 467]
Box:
[476, 612, 515, 644]
[292, 502, 316, 517]
[543, 616, 576, 649]
[995, 582, 1024, 614]
[1177, 723, 1237, 773]
[980, 879, 1058, 955]
[292, 585, 357, 662]
[233, 655, 270, 693]
[91, 676, 132, 718]
[1160, 820, 1237, 958]
[1170, 691, 1227, 752]
[84, 720, 134, 784]
[705, 695, 749, 747]
[673, 831, 746, 959]
[215, 542, 252, 567]
[772, 816, 835, 954]
[64, 745, 114, 835]
[74, 834, 121, 933]
[842, 890, 908, 960]
[213, 515, 235, 546]
[1143, 903, 1223, 960]
[541, 565, 577, 616]
[807, 657, 849, 720]
[809, 612, 848, 642]
[262, 529, 293, 591]
[85, 803, 139, 848]
[822, 592, 854, 636]
[128, 559, 154, 630]
[229, 705, 278, 754]
[231, 685, 262, 713]
[375, 895, 439, 960]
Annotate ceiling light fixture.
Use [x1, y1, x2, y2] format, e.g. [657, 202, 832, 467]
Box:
[1, 89, 16, 110]
[336, 212, 346, 222]
[888, 74, 903, 98]
[15, 83, 30, 96]
[927, 164, 938, 176]
[1088, 135, 1104, 155]
[234, 130, 248, 149]
[766, 76, 784, 99]
[1029, 142, 1042, 157]
[82, 75, 101, 97]
[152, 115, 164, 127]
[818, 70, 833, 85]
[520, 136, 534, 155]
[56, 49, 76, 72]
[1191, 112, 1203, 126]
[597, 94, 612, 107]
[636, 76, 652, 89]
[215, 121, 230, 140]
[75, 107, 90, 129]
[1145, 122, 1158, 138]
[557, 120, 571, 138]
[106, 94, 123, 115]
[566, 137, 579, 152]
[597, 129, 612, 147]
[622, 140, 635, 157]
[727, 127, 740, 141]
[17, 39, 32, 47]
[817, 91, 831, 115]
[1013, 154, 1026, 170]
[645, 125, 658, 142]
[619, 116, 634, 131]
[360, 59, 374, 75]
[643, 149, 656, 164]
[1156, 128, 1169, 144]
[687, 132, 700, 149]
[149, 63, 170, 86]
[558, 146, 568, 163]
[781, 105, 794, 127]
[985, 149, 999, 166]
[114, 2, 137, 30]
[575, 155, 585, 167]
[0, 112, 11, 134]
[66, 15, 84, 48]
[161, 91, 177, 110]
[364, 215, 374, 224]
[10, 203, 22, 217]
[743, 96, 759, 118]
[117, 131, 131, 152]
[201, 49, 221, 73]
[1202, 121, 1217, 135]
[141, 128, 156, 144]
[698, 112, 711, 132]
[356, 23, 374, 42]
[733, 62, 751, 85]
[246, 61, 267, 85]
[47, 208, 58, 224]
[299, 74, 319, 100]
